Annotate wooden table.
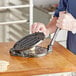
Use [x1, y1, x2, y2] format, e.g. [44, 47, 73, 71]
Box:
[0, 39, 76, 76]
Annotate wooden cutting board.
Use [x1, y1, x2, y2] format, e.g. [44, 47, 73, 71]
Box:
[0, 39, 76, 76]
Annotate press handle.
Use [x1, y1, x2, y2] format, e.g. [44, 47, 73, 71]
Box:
[51, 27, 60, 45]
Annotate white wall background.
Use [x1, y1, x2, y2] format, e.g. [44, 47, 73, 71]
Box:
[33, 0, 59, 7]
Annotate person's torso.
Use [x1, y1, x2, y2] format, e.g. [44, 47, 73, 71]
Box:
[67, 0, 76, 18]
[66, 0, 76, 53]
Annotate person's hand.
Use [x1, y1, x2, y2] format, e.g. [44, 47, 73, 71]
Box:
[31, 22, 50, 37]
[56, 11, 76, 33]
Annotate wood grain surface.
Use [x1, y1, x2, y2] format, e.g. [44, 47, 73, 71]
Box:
[0, 39, 76, 76]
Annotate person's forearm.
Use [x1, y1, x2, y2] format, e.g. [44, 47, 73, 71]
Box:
[46, 17, 58, 34]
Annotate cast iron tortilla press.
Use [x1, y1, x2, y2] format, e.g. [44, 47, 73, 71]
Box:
[9, 28, 60, 57]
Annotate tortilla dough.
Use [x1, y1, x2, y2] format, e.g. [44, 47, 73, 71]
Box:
[0, 60, 9, 72]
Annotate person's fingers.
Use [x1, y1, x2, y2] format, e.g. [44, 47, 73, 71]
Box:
[59, 11, 66, 17]
[31, 22, 39, 33]
[31, 23, 36, 33]
[33, 23, 50, 37]
[56, 17, 63, 28]
[65, 13, 75, 21]
[31, 22, 46, 34]
[33, 23, 39, 33]
[56, 21, 62, 28]
[35, 23, 46, 32]
[56, 11, 66, 29]
[66, 13, 72, 17]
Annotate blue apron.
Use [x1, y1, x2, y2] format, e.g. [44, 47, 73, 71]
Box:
[54, 0, 76, 54]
